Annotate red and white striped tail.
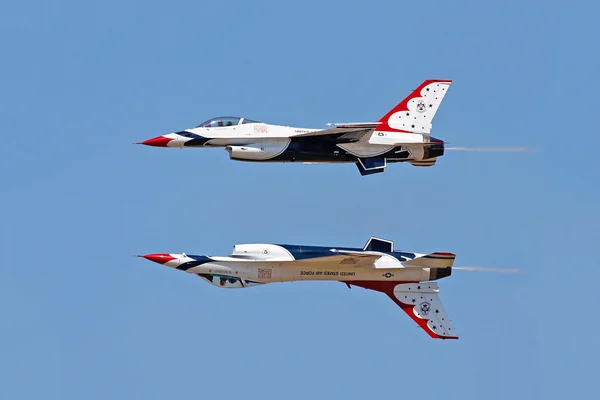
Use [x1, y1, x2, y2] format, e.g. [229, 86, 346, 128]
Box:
[378, 80, 452, 134]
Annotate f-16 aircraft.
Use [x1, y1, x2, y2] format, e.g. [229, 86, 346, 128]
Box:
[138, 79, 453, 175]
[139, 237, 460, 339]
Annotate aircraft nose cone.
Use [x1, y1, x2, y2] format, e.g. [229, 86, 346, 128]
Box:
[137, 136, 174, 147]
[138, 253, 177, 264]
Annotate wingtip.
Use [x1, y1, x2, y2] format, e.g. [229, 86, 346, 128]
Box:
[422, 79, 453, 84]
[440, 335, 459, 340]
[432, 252, 456, 257]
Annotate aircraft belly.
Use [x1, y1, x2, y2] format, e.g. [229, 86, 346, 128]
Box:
[209, 263, 429, 284]
[269, 137, 358, 163]
[336, 143, 395, 158]
[206, 138, 287, 146]
[243, 263, 282, 282]
[284, 265, 429, 282]
[226, 139, 291, 161]
[271, 151, 356, 163]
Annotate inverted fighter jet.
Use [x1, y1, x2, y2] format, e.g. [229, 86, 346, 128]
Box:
[139, 237, 460, 339]
[138, 80, 453, 175]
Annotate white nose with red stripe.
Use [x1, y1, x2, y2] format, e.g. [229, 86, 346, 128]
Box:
[138, 253, 186, 268]
[138, 253, 215, 273]
[137, 133, 189, 148]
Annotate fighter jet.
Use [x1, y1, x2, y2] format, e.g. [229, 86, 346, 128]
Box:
[139, 237, 459, 339]
[138, 79, 453, 175]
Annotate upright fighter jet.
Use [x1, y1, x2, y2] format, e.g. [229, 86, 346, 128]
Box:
[139, 237, 459, 339]
[138, 80, 452, 175]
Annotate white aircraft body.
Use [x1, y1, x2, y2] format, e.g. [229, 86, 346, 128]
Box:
[138, 80, 452, 175]
[139, 237, 459, 339]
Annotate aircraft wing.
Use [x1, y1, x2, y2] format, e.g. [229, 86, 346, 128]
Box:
[261, 253, 381, 268]
[348, 281, 458, 339]
[291, 127, 444, 146]
[292, 127, 373, 142]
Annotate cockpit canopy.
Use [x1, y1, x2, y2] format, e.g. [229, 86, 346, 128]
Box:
[195, 116, 261, 128]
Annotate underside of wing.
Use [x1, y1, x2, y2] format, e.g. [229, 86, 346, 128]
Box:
[263, 253, 381, 268]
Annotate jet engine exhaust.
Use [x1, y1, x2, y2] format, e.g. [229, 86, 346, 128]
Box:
[445, 147, 533, 153]
[453, 266, 523, 274]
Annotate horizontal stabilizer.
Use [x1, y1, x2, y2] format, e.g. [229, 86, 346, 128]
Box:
[402, 252, 456, 268]
[363, 237, 394, 252]
[356, 156, 386, 176]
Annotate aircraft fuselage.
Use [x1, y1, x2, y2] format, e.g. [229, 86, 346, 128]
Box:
[141, 122, 444, 173]
[139, 237, 459, 339]
[141, 243, 453, 289]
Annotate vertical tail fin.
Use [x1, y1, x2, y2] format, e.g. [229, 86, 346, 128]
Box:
[378, 80, 452, 134]
[393, 282, 458, 339]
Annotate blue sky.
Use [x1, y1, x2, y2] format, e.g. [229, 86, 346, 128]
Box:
[1, 0, 598, 398]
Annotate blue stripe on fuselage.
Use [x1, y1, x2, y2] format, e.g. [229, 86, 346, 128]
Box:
[176, 255, 213, 271]
[175, 131, 210, 147]
[276, 244, 416, 262]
